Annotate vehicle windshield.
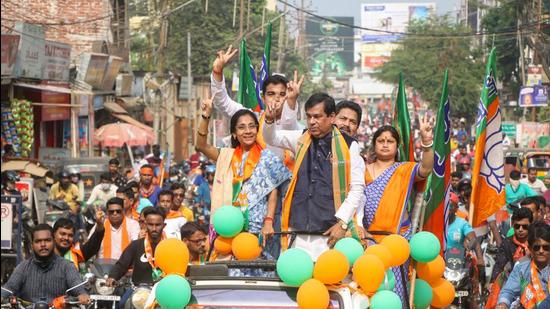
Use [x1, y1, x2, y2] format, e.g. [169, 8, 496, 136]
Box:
[527, 155, 550, 170]
[187, 287, 342, 308]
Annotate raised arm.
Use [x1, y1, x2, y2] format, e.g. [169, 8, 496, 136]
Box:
[195, 98, 219, 162]
[279, 70, 304, 130]
[263, 100, 302, 153]
[211, 45, 242, 118]
[416, 114, 435, 182]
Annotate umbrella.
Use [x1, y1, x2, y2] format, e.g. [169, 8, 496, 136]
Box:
[94, 122, 155, 147]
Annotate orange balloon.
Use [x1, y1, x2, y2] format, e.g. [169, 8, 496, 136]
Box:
[352, 254, 385, 293]
[431, 278, 456, 308]
[231, 232, 261, 260]
[380, 234, 410, 267]
[364, 245, 392, 270]
[154, 238, 189, 275]
[417, 255, 445, 284]
[313, 249, 350, 284]
[214, 236, 233, 255]
[297, 279, 329, 309]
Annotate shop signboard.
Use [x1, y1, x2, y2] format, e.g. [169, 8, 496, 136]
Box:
[77, 53, 109, 89]
[519, 85, 549, 107]
[13, 22, 45, 79]
[1, 201, 13, 249]
[41, 84, 71, 121]
[501, 122, 517, 139]
[1, 34, 20, 76]
[43, 40, 71, 81]
[39, 147, 71, 168]
[306, 17, 354, 78]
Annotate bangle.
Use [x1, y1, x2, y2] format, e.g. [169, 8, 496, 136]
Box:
[201, 114, 211, 119]
[421, 140, 433, 148]
[197, 131, 208, 137]
[264, 216, 273, 223]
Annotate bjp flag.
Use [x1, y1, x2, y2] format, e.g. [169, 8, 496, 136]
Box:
[469, 48, 506, 227]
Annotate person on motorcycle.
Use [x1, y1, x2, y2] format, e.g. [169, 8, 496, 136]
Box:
[138, 165, 161, 205]
[86, 172, 118, 208]
[1, 224, 90, 305]
[116, 186, 139, 221]
[487, 208, 534, 308]
[521, 196, 545, 223]
[450, 171, 463, 195]
[105, 206, 167, 287]
[88, 197, 140, 260]
[170, 183, 194, 222]
[67, 169, 84, 203]
[496, 222, 550, 309]
[180, 222, 208, 265]
[109, 158, 127, 189]
[49, 171, 81, 214]
[1, 171, 20, 196]
[506, 170, 538, 205]
[521, 168, 547, 196]
[157, 190, 186, 239]
[53, 217, 104, 270]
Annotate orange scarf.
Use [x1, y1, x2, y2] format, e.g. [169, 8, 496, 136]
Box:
[512, 236, 530, 262]
[230, 142, 263, 207]
[166, 210, 184, 219]
[64, 245, 84, 269]
[103, 218, 130, 259]
[521, 261, 550, 308]
[144, 232, 167, 269]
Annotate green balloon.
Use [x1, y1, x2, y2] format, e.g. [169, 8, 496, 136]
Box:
[410, 231, 440, 263]
[506, 227, 514, 237]
[413, 279, 433, 309]
[156, 274, 191, 309]
[276, 248, 313, 286]
[370, 290, 402, 309]
[377, 269, 396, 291]
[212, 205, 244, 237]
[334, 237, 364, 265]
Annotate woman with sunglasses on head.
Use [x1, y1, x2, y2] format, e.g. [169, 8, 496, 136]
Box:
[496, 222, 550, 309]
[195, 98, 291, 261]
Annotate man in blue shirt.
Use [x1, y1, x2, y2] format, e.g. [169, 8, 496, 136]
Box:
[506, 170, 538, 206]
[496, 222, 550, 309]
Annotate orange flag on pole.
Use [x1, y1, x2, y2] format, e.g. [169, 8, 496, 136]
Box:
[469, 48, 506, 227]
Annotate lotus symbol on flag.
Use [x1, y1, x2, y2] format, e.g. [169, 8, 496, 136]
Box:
[479, 109, 505, 193]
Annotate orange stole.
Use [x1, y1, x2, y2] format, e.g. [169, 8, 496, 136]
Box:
[166, 210, 184, 219]
[365, 162, 419, 243]
[103, 218, 130, 259]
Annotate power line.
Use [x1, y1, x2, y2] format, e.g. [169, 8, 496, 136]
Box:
[276, 0, 548, 39]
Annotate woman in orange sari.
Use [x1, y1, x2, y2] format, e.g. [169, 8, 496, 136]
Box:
[361, 120, 434, 305]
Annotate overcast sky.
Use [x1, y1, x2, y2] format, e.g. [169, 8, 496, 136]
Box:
[302, 0, 461, 25]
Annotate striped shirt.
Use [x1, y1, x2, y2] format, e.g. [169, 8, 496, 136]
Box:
[1, 255, 87, 303]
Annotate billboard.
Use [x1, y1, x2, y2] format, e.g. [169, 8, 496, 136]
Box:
[13, 22, 45, 79]
[1, 34, 20, 76]
[360, 3, 435, 42]
[361, 43, 398, 69]
[306, 17, 354, 77]
[519, 85, 549, 107]
[44, 40, 71, 81]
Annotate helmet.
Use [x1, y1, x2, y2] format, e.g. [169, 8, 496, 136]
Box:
[2, 171, 20, 184]
[205, 165, 216, 175]
[182, 161, 191, 175]
[198, 154, 208, 164]
[66, 167, 80, 177]
[59, 171, 70, 179]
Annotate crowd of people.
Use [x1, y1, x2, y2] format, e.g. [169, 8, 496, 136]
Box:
[1, 44, 549, 309]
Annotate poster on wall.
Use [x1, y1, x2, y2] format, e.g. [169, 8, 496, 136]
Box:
[15, 177, 34, 211]
[519, 85, 549, 107]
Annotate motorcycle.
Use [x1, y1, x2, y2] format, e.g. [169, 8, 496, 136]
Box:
[444, 247, 472, 309]
[84, 259, 121, 309]
[44, 200, 71, 227]
[124, 284, 153, 309]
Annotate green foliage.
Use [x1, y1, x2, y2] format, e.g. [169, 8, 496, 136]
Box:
[373, 16, 485, 121]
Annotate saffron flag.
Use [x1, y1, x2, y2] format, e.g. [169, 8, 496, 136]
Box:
[423, 69, 451, 250]
[393, 72, 414, 162]
[237, 39, 261, 112]
[469, 48, 506, 227]
[256, 22, 272, 109]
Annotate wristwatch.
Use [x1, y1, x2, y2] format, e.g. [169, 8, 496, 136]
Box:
[339, 220, 348, 230]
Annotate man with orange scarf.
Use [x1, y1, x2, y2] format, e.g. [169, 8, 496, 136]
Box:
[88, 197, 140, 260]
[496, 222, 550, 309]
[157, 190, 186, 239]
[138, 165, 161, 205]
[262, 93, 365, 260]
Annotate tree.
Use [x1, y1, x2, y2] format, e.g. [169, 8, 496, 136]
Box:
[373, 16, 485, 122]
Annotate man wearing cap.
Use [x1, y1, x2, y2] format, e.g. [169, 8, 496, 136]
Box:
[138, 165, 161, 205]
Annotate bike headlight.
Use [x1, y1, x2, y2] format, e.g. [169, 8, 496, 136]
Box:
[131, 287, 151, 309]
[445, 269, 462, 282]
[95, 279, 115, 295]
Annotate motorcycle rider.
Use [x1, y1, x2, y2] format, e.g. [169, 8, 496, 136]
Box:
[109, 158, 127, 189]
[53, 217, 104, 270]
[1, 224, 90, 305]
[49, 171, 81, 215]
[157, 190, 186, 239]
[520, 196, 544, 223]
[116, 187, 138, 220]
[138, 165, 161, 205]
[105, 207, 167, 306]
[67, 169, 84, 204]
[170, 183, 194, 222]
[496, 222, 550, 309]
[1, 171, 20, 196]
[86, 172, 118, 208]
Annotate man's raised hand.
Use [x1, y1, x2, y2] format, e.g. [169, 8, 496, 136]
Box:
[212, 45, 238, 79]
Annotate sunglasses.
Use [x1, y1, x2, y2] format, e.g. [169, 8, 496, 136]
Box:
[514, 224, 529, 230]
[108, 209, 122, 214]
[532, 244, 550, 252]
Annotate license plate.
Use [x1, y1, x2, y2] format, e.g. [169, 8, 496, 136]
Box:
[455, 291, 469, 297]
[90, 295, 120, 301]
